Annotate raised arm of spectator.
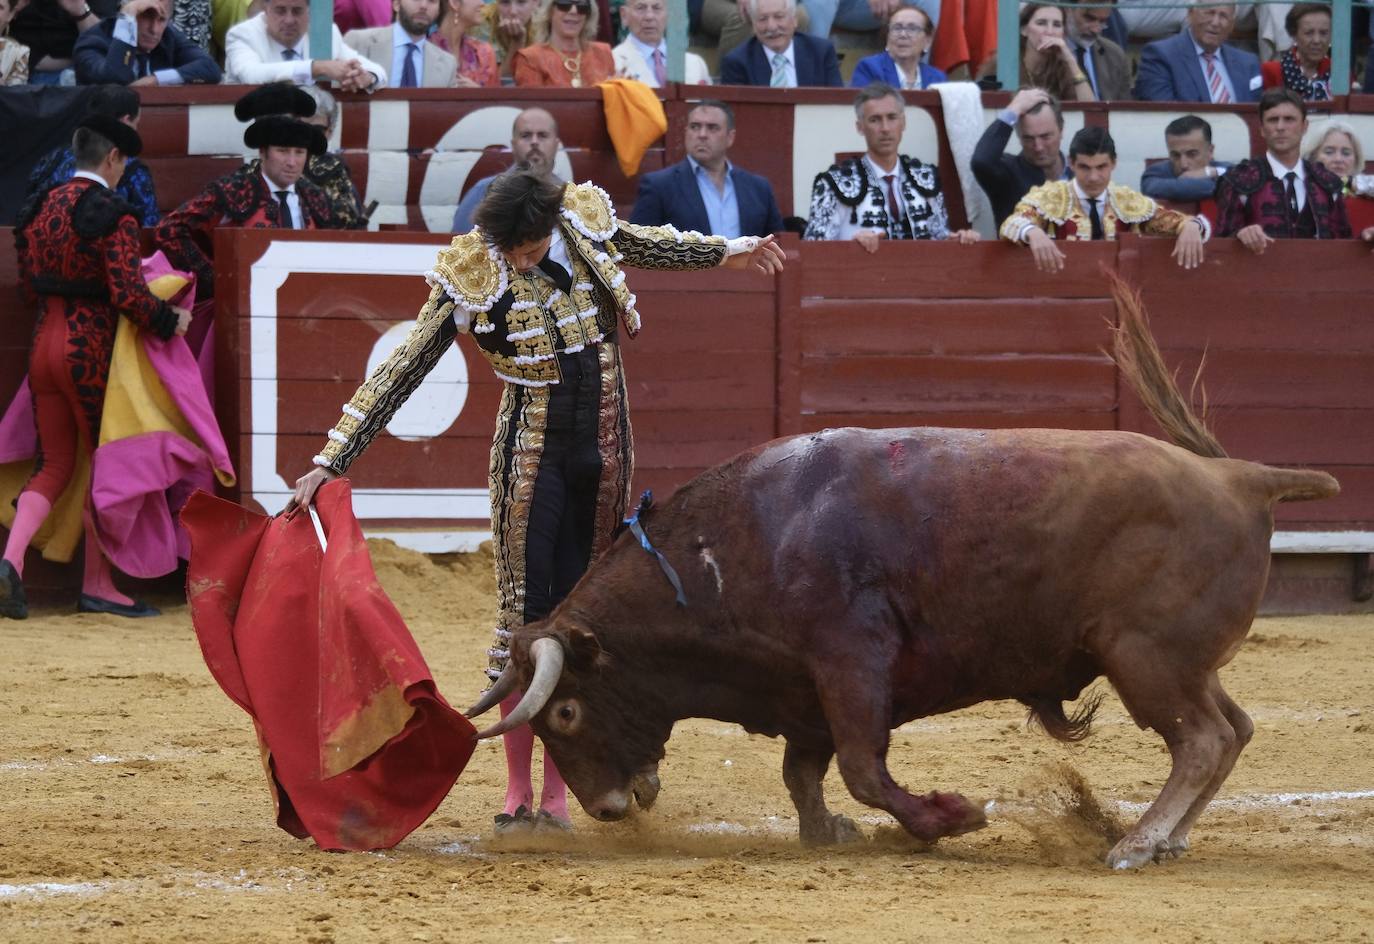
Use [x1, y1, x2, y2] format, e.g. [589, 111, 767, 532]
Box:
[970, 112, 1016, 193]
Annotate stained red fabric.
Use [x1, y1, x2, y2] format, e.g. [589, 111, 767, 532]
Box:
[182, 480, 475, 851]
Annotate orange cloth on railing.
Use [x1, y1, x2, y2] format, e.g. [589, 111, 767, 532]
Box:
[598, 78, 667, 177]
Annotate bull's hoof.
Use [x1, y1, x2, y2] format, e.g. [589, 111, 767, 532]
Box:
[800, 813, 864, 846]
[1164, 833, 1190, 858]
[1107, 834, 1170, 870]
[920, 791, 988, 839]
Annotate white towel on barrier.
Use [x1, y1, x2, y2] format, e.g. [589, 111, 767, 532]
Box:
[933, 81, 994, 237]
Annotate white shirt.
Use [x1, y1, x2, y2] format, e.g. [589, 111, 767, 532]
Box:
[268, 34, 313, 85]
[628, 33, 666, 88]
[765, 40, 796, 88]
[1189, 32, 1237, 104]
[390, 21, 427, 86]
[73, 169, 111, 189]
[262, 172, 302, 228]
[1266, 151, 1307, 213]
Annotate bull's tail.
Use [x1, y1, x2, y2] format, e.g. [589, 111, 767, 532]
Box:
[1108, 275, 1227, 460]
[1024, 689, 1106, 743]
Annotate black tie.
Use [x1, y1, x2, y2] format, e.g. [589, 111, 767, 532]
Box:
[536, 253, 573, 294]
[1088, 196, 1104, 241]
[276, 190, 295, 229]
[136, 53, 150, 77]
[1284, 171, 1299, 219]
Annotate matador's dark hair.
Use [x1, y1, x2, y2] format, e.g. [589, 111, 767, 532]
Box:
[473, 167, 568, 251]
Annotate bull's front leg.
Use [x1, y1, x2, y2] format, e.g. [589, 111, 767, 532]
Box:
[782, 740, 862, 845]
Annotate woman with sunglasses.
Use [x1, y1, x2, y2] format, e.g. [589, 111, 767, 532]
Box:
[512, 0, 614, 87]
[849, 6, 945, 90]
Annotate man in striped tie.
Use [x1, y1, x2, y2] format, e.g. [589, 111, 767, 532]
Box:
[1133, 0, 1260, 103]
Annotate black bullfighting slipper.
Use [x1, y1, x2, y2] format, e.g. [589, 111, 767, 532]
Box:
[0, 561, 27, 620]
[77, 594, 161, 618]
[493, 804, 535, 835]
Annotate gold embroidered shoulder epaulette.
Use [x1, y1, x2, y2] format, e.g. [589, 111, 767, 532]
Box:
[426, 231, 508, 326]
[1108, 184, 1160, 224]
[560, 181, 618, 241]
[1022, 181, 1075, 224]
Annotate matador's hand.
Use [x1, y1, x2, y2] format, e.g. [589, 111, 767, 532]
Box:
[285, 467, 337, 516]
[722, 234, 785, 275]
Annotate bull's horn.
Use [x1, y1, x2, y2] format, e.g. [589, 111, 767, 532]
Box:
[474, 637, 565, 739]
[464, 663, 518, 719]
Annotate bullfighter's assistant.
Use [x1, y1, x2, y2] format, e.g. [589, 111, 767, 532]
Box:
[288, 168, 784, 833]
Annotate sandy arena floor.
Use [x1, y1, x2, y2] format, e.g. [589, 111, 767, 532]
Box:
[1, 540, 1372, 943]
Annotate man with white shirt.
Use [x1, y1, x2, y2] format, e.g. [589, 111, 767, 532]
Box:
[804, 82, 976, 250]
[73, 0, 221, 85]
[1215, 88, 1351, 248]
[344, 0, 457, 88]
[224, 0, 387, 91]
[1001, 126, 1209, 273]
[154, 105, 338, 298]
[612, 0, 710, 86]
[1134, 0, 1260, 104]
[718, 0, 841, 87]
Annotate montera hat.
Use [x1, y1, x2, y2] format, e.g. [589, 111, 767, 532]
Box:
[234, 82, 317, 121]
[78, 113, 143, 158]
[243, 115, 328, 156]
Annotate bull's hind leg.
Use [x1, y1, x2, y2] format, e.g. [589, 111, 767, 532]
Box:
[1164, 676, 1254, 857]
[1104, 662, 1236, 869]
[783, 741, 863, 845]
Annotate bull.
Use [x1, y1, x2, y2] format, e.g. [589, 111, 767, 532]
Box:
[466, 282, 1339, 869]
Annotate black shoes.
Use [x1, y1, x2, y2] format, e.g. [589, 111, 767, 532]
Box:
[0, 561, 26, 620]
[77, 594, 160, 618]
[492, 805, 572, 836]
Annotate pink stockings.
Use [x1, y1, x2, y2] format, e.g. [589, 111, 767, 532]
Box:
[498, 691, 569, 820]
[2, 493, 133, 606]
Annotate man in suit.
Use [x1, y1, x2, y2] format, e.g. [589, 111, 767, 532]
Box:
[971, 87, 1071, 228]
[1134, 1, 1261, 103]
[453, 107, 561, 233]
[225, 0, 386, 91]
[1140, 114, 1233, 202]
[631, 100, 783, 238]
[1065, 0, 1130, 100]
[74, 0, 221, 85]
[612, 0, 710, 86]
[344, 0, 457, 88]
[719, 0, 841, 88]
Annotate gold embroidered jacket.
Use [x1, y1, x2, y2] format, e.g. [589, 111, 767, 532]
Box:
[999, 181, 1197, 242]
[313, 182, 727, 475]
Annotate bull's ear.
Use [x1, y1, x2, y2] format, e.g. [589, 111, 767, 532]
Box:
[566, 624, 603, 670]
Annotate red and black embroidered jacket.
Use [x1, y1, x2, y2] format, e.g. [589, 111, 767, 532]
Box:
[15, 177, 179, 441]
[153, 170, 338, 298]
[1215, 158, 1351, 239]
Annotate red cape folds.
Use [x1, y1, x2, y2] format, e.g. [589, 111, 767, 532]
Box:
[182, 480, 476, 851]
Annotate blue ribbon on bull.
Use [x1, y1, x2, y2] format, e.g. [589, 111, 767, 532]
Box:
[624, 491, 687, 608]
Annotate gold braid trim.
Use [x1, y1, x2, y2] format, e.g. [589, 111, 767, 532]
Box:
[313, 283, 458, 473]
[1107, 184, 1162, 225]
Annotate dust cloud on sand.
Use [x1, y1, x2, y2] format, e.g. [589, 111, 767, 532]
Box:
[1, 539, 1372, 943]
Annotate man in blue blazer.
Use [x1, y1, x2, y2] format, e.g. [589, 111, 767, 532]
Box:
[74, 0, 221, 85]
[719, 0, 842, 87]
[631, 100, 785, 238]
[1134, 3, 1259, 103]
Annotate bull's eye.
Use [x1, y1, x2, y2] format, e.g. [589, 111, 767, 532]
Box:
[548, 698, 581, 734]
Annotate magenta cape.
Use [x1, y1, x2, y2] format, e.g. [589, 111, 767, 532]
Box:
[182, 480, 476, 851]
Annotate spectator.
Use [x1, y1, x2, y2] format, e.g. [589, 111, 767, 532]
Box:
[345, 0, 457, 87]
[1000, 126, 1209, 272]
[0, 0, 31, 84]
[74, 0, 221, 85]
[1134, 1, 1260, 104]
[849, 6, 945, 90]
[612, 0, 710, 86]
[1305, 121, 1374, 232]
[1215, 88, 1351, 249]
[155, 97, 340, 298]
[225, 0, 387, 90]
[511, 0, 614, 87]
[335, 0, 391, 35]
[1065, 0, 1130, 101]
[26, 84, 160, 226]
[694, 0, 810, 60]
[237, 83, 370, 231]
[430, 0, 499, 87]
[469, 0, 538, 77]
[1020, 5, 1094, 102]
[452, 106, 561, 233]
[10, 0, 113, 83]
[971, 87, 1071, 228]
[719, 0, 841, 87]
[804, 82, 977, 249]
[170, 0, 209, 50]
[804, 0, 939, 45]
[1140, 115, 1232, 203]
[1261, 3, 1332, 101]
[631, 100, 783, 237]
